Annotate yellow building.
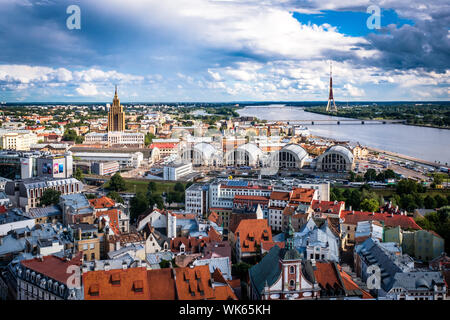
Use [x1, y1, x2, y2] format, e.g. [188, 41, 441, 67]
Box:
[107, 86, 125, 132]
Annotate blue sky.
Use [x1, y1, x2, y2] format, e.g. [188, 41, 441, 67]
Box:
[0, 0, 448, 102]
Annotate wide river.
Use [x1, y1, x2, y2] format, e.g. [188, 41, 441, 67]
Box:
[237, 105, 450, 164]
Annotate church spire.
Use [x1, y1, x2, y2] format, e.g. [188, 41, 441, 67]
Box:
[285, 216, 295, 250]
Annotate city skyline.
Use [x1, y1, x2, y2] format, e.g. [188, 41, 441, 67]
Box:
[0, 0, 449, 102]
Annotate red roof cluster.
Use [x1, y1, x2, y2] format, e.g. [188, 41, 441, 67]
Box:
[21, 253, 82, 284]
[96, 209, 121, 235]
[311, 200, 344, 216]
[84, 267, 149, 300]
[170, 236, 213, 254]
[89, 196, 116, 209]
[340, 210, 421, 230]
[235, 219, 272, 253]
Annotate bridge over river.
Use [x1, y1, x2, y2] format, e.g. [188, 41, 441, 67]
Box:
[267, 119, 406, 125]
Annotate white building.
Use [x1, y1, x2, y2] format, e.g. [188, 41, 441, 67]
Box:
[209, 180, 272, 209]
[185, 184, 209, 217]
[0, 130, 38, 151]
[163, 162, 193, 181]
[84, 132, 145, 148]
[73, 151, 143, 168]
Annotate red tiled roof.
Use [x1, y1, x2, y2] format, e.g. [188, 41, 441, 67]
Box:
[208, 227, 223, 242]
[174, 265, 237, 300]
[147, 268, 176, 300]
[208, 211, 221, 225]
[313, 262, 343, 291]
[175, 265, 215, 300]
[173, 213, 196, 220]
[21, 253, 82, 284]
[340, 211, 422, 230]
[261, 240, 285, 252]
[96, 209, 121, 235]
[311, 200, 344, 215]
[235, 219, 272, 253]
[89, 196, 116, 209]
[290, 187, 315, 203]
[170, 236, 212, 253]
[83, 267, 149, 300]
[270, 191, 290, 201]
[228, 213, 256, 234]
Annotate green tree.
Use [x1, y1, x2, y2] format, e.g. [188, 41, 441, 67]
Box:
[144, 132, 155, 146]
[396, 179, 418, 195]
[130, 192, 149, 221]
[147, 181, 157, 194]
[364, 169, 377, 182]
[107, 191, 124, 204]
[383, 169, 397, 180]
[148, 194, 165, 209]
[73, 167, 84, 181]
[400, 194, 418, 212]
[360, 198, 380, 212]
[40, 188, 61, 206]
[433, 174, 444, 186]
[435, 195, 448, 208]
[423, 195, 436, 209]
[174, 182, 185, 193]
[109, 172, 126, 192]
[349, 171, 356, 182]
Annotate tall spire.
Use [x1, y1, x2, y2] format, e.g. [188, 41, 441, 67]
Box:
[326, 61, 337, 112]
[285, 216, 295, 251]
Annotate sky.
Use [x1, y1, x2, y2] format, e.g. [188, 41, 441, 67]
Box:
[0, 0, 448, 102]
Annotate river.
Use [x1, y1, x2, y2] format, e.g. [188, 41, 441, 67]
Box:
[237, 105, 450, 164]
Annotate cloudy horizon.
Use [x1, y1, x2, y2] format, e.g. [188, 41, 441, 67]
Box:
[0, 0, 449, 102]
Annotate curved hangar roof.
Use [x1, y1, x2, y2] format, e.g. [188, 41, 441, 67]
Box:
[192, 142, 221, 160]
[279, 144, 308, 161]
[236, 143, 264, 161]
[320, 145, 354, 163]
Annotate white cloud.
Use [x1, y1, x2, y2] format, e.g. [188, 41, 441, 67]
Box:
[75, 83, 101, 96]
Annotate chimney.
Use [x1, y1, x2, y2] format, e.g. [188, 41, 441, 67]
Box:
[349, 206, 352, 211]
[122, 261, 127, 270]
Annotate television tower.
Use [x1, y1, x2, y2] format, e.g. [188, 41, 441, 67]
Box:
[326, 61, 337, 112]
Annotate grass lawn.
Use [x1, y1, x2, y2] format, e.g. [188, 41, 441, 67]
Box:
[103, 178, 188, 195]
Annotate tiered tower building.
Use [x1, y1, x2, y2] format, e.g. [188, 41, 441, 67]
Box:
[107, 86, 125, 132]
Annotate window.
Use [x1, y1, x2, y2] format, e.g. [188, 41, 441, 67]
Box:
[90, 243, 95, 249]
[289, 280, 295, 287]
[289, 266, 295, 274]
